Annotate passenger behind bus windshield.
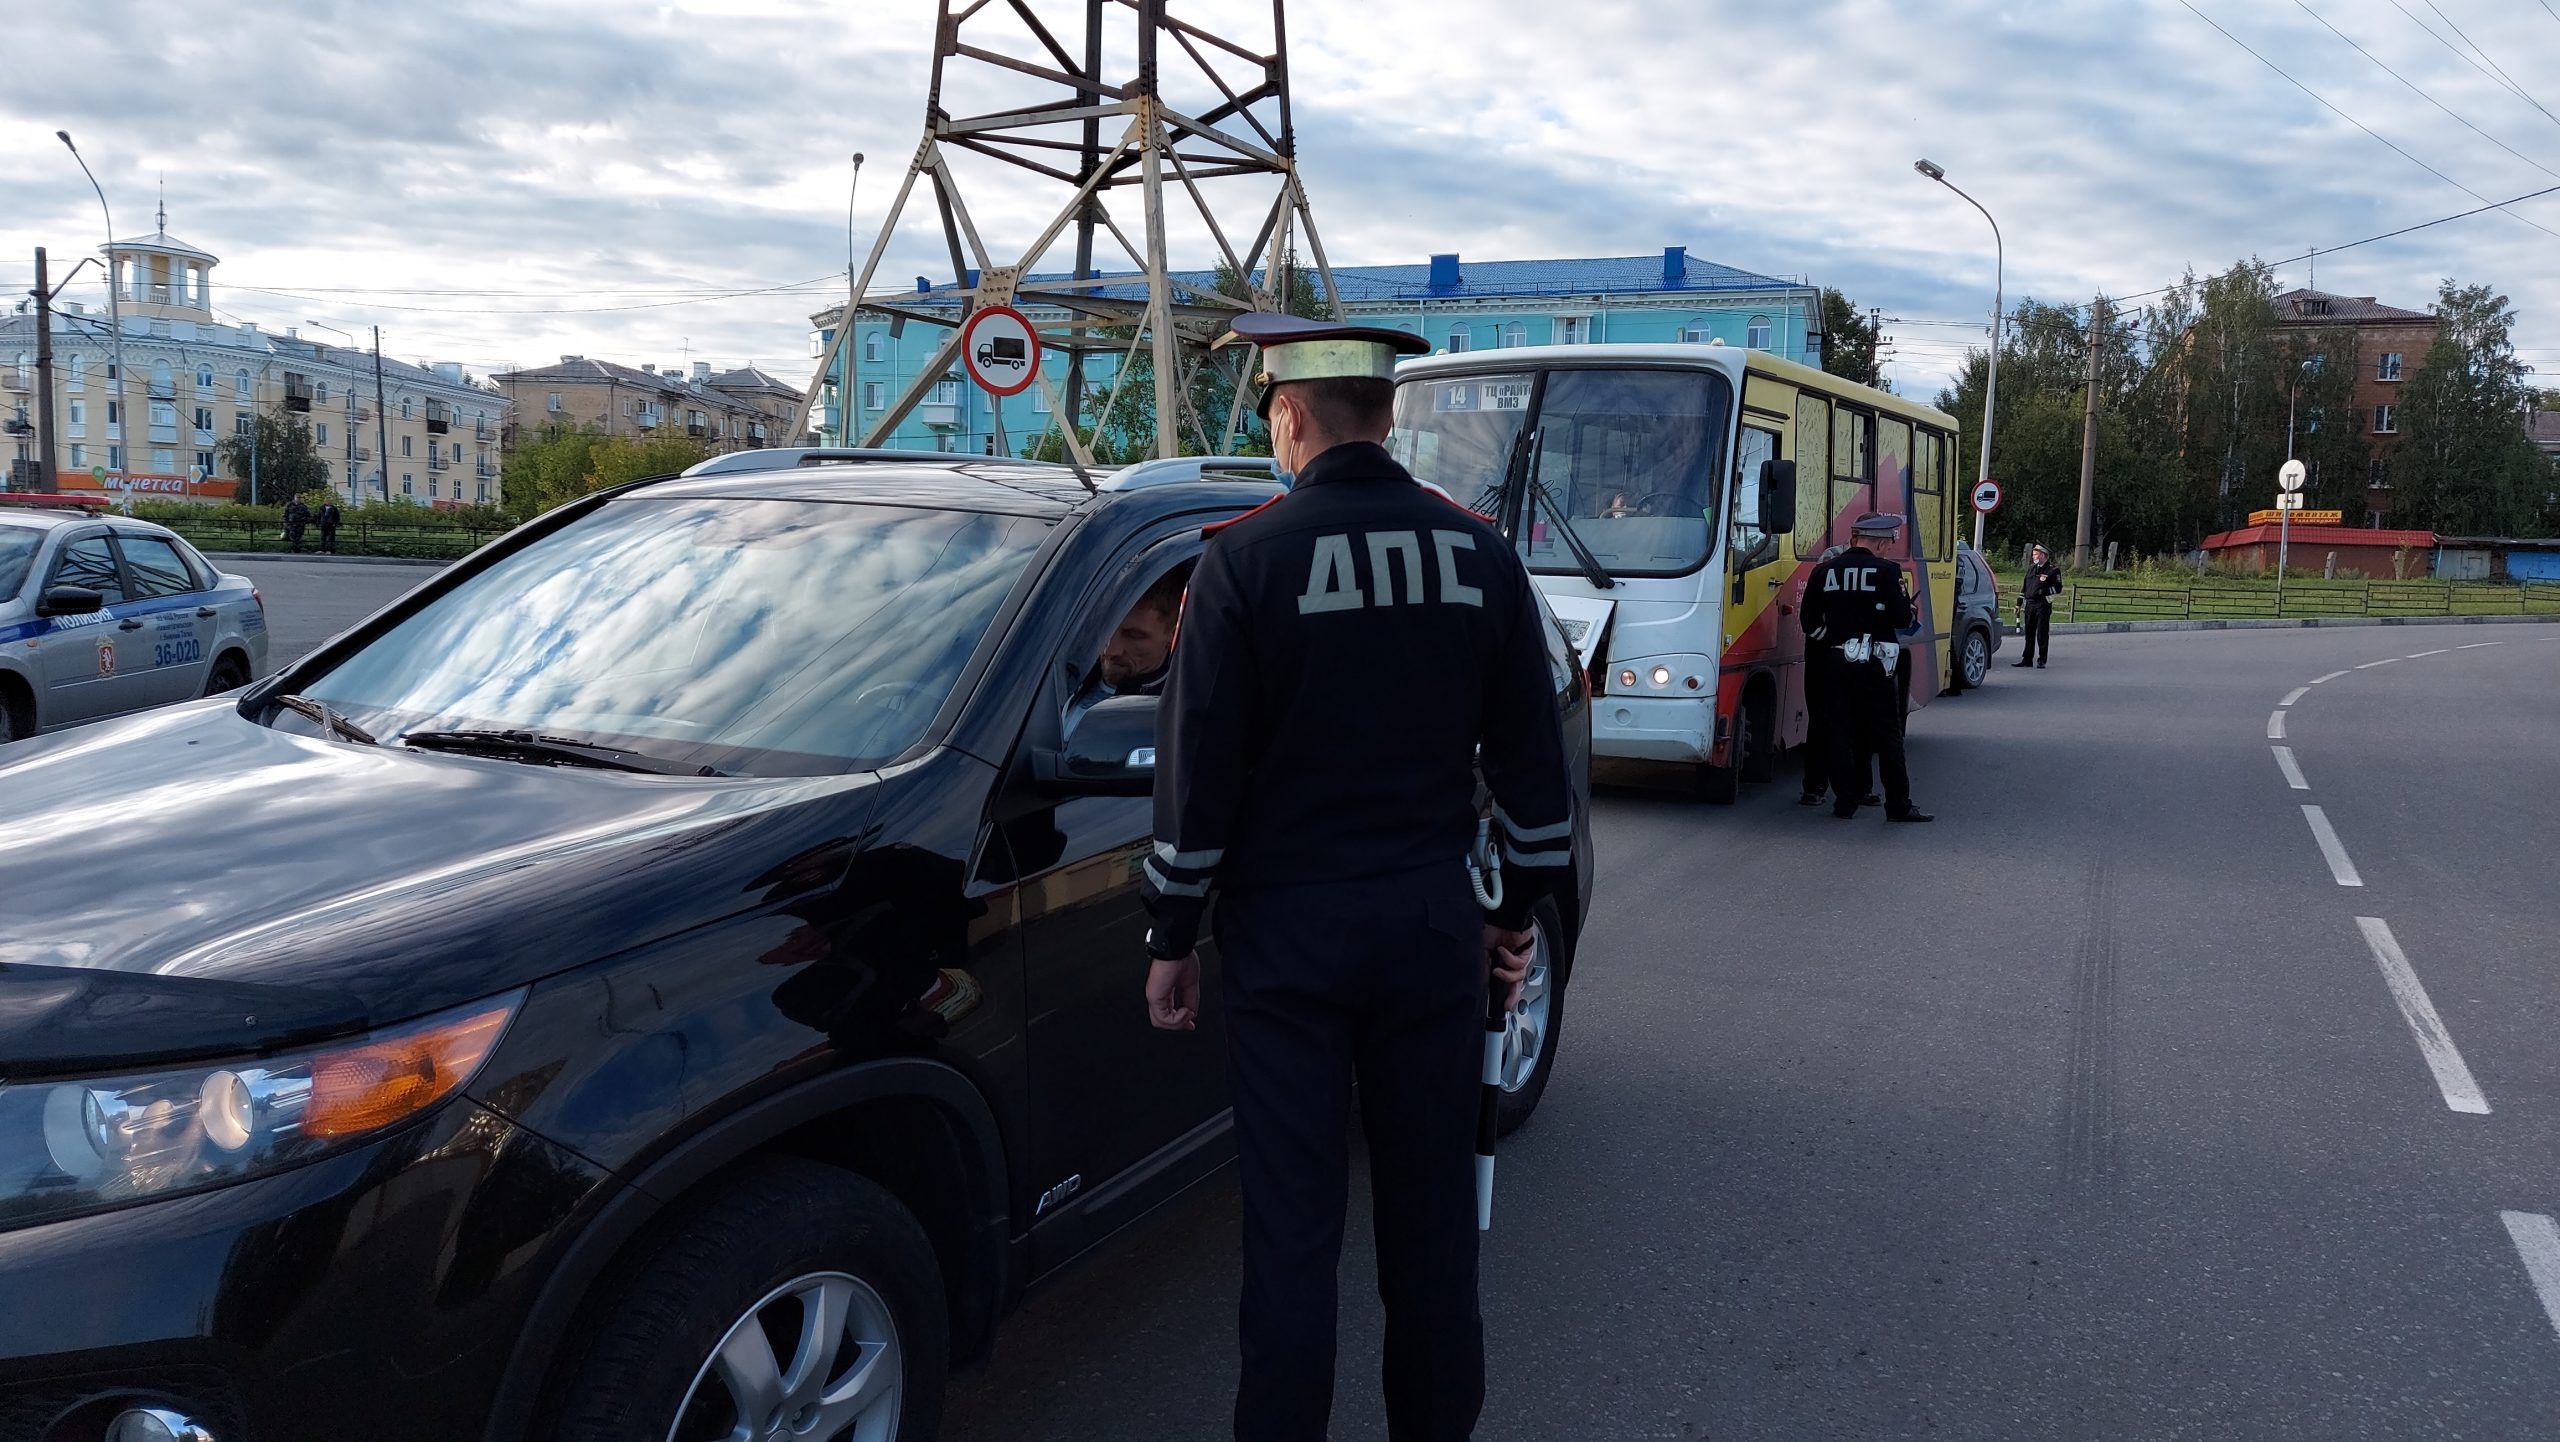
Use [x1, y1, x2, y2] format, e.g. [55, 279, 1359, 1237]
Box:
[1390, 367, 1733, 578]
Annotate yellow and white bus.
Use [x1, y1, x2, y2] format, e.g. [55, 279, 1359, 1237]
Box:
[1389, 343, 1963, 801]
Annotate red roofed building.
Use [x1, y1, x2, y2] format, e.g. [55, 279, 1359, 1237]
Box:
[2198, 517, 2435, 578]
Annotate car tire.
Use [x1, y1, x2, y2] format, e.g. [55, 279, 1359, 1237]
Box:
[544, 1157, 948, 1442]
[1495, 896, 1570, 1137]
[202, 653, 252, 697]
[0, 680, 28, 744]
[1957, 626, 1991, 690]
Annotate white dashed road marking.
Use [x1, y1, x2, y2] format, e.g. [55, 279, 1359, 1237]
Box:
[2302, 806, 2362, 886]
[2354, 918, 2488, 1114]
[2271, 746, 2309, 790]
[2501, 1213, 2560, 1346]
[2457, 641, 2503, 649]
[2268, 710, 2288, 739]
[2408, 649, 2448, 658]
[2356, 658, 2399, 669]
[2281, 686, 2310, 706]
[2312, 670, 2352, 683]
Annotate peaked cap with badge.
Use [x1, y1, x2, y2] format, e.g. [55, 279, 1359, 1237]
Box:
[1216, 311, 1432, 418]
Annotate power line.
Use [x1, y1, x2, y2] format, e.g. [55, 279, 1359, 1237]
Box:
[2420, 0, 2560, 129]
[2294, 1, 2560, 182]
[219, 272, 844, 317]
[2179, 0, 2560, 241]
[2388, 0, 2560, 134]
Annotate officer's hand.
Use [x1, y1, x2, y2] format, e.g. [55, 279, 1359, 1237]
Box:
[1146, 952, 1202, 1031]
[1483, 926, 1533, 1012]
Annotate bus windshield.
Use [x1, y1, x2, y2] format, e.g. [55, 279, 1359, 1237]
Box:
[1391, 366, 1734, 578]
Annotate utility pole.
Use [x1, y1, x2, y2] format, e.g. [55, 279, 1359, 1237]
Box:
[2073, 299, 2105, 569]
[32, 248, 59, 493]
[372, 325, 391, 505]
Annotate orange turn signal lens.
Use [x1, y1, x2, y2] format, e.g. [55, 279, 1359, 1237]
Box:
[303, 1001, 516, 1139]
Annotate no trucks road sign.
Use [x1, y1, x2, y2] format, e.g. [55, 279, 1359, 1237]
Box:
[1971, 479, 2002, 514]
[961, 306, 1041, 398]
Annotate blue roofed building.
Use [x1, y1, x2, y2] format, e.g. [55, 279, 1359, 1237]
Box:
[808, 246, 1822, 454]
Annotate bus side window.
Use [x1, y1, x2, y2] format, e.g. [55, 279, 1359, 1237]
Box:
[1733, 424, 1779, 560]
[1877, 418, 1913, 557]
[1832, 406, 1872, 528]
[1793, 395, 1829, 559]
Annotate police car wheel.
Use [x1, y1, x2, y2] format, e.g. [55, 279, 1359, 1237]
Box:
[0, 682, 27, 743]
[202, 654, 251, 697]
[1495, 898, 1569, 1136]
[1958, 628, 1991, 689]
[544, 1158, 946, 1442]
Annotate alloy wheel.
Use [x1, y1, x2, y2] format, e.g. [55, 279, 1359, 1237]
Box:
[1499, 921, 1553, 1093]
[1961, 630, 1990, 688]
[670, 1271, 902, 1442]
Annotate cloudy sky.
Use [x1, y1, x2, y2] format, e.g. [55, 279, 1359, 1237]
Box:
[5, 0, 2557, 399]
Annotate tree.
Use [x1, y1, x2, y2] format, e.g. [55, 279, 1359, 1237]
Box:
[1818, 289, 1883, 391]
[217, 405, 331, 506]
[501, 423, 713, 519]
[2395, 280, 2551, 535]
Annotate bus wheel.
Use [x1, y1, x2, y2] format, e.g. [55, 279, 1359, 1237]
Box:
[1739, 686, 1776, 784]
[1696, 709, 1750, 804]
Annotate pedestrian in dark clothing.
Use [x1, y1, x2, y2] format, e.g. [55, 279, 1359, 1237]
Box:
[317, 501, 342, 554]
[1801, 513, 1932, 823]
[2016, 543, 2063, 667]
[282, 497, 309, 554]
[1142, 312, 1579, 1442]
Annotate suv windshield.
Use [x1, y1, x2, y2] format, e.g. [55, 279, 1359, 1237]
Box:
[0, 526, 42, 599]
[1392, 366, 1734, 578]
[299, 497, 1050, 776]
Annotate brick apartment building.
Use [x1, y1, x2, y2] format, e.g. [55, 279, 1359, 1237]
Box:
[2267, 288, 2439, 524]
[493, 357, 805, 454]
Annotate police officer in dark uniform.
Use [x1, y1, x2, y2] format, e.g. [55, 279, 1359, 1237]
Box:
[1802, 512, 1932, 823]
[1140, 312, 1579, 1442]
[2016, 542, 2063, 667]
[1797, 543, 1877, 810]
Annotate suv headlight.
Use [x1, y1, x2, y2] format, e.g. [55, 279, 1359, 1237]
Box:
[0, 993, 519, 1231]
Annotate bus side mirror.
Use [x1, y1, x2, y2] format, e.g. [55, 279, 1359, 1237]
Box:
[1758, 461, 1797, 536]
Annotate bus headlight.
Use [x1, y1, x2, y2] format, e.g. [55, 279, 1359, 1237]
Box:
[1650, 666, 1673, 688]
[2, 993, 519, 1229]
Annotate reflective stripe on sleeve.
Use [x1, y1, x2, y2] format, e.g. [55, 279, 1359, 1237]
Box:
[1143, 858, 1212, 897]
[1153, 841, 1226, 870]
[1492, 802, 1573, 844]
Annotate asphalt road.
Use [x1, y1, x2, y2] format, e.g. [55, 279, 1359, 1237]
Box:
[226, 555, 440, 669]
[939, 620, 2560, 1442]
[223, 560, 2560, 1437]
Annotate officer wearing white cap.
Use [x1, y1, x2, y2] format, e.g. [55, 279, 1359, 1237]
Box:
[1801, 512, 1932, 823]
[1140, 310, 1578, 1441]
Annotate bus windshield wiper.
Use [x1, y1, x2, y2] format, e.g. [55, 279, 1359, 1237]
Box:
[400, 728, 728, 776]
[270, 693, 378, 746]
[1524, 474, 1617, 591]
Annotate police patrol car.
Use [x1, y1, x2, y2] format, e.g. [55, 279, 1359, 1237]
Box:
[0, 505, 269, 742]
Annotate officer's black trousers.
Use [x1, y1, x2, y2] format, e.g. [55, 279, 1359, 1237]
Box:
[2021, 603, 2052, 665]
[1216, 864, 1487, 1442]
[1817, 651, 1911, 818]
[1798, 656, 1869, 801]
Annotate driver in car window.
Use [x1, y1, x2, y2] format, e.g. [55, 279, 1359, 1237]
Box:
[1070, 561, 1193, 720]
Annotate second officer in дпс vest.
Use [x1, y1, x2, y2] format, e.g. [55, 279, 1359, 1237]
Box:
[1139, 311, 1579, 1442]
[1801, 512, 1934, 823]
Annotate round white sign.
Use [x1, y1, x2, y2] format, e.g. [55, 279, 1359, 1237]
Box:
[1970, 479, 2002, 514]
[2278, 458, 2308, 494]
[960, 305, 1041, 398]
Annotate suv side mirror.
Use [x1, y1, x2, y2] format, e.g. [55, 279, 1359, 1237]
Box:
[1033, 693, 1160, 797]
[1758, 460, 1797, 538]
[37, 585, 104, 617]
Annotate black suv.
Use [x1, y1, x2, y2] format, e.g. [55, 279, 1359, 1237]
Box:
[0, 451, 1593, 1442]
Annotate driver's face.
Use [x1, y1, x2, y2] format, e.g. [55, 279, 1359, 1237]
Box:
[1100, 600, 1176, 686]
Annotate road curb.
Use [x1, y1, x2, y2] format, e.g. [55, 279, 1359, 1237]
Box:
[2049, 613, 2560, 635]
[217, 552, 449, 569]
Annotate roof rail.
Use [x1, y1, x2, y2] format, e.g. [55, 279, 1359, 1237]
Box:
[1102, 455, 1282, 492]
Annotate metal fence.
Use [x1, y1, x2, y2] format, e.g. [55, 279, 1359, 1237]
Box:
[2057, 577, 2560, 622]
[159, 515, 507, 561]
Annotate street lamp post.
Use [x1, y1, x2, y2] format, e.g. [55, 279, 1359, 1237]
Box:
[304, 319, 361, 503]
[58, 131, 131, 508]
[1915, 159, 2003, 559]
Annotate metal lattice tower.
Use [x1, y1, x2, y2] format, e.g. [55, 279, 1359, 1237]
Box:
[804, 0, 1343, 463]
